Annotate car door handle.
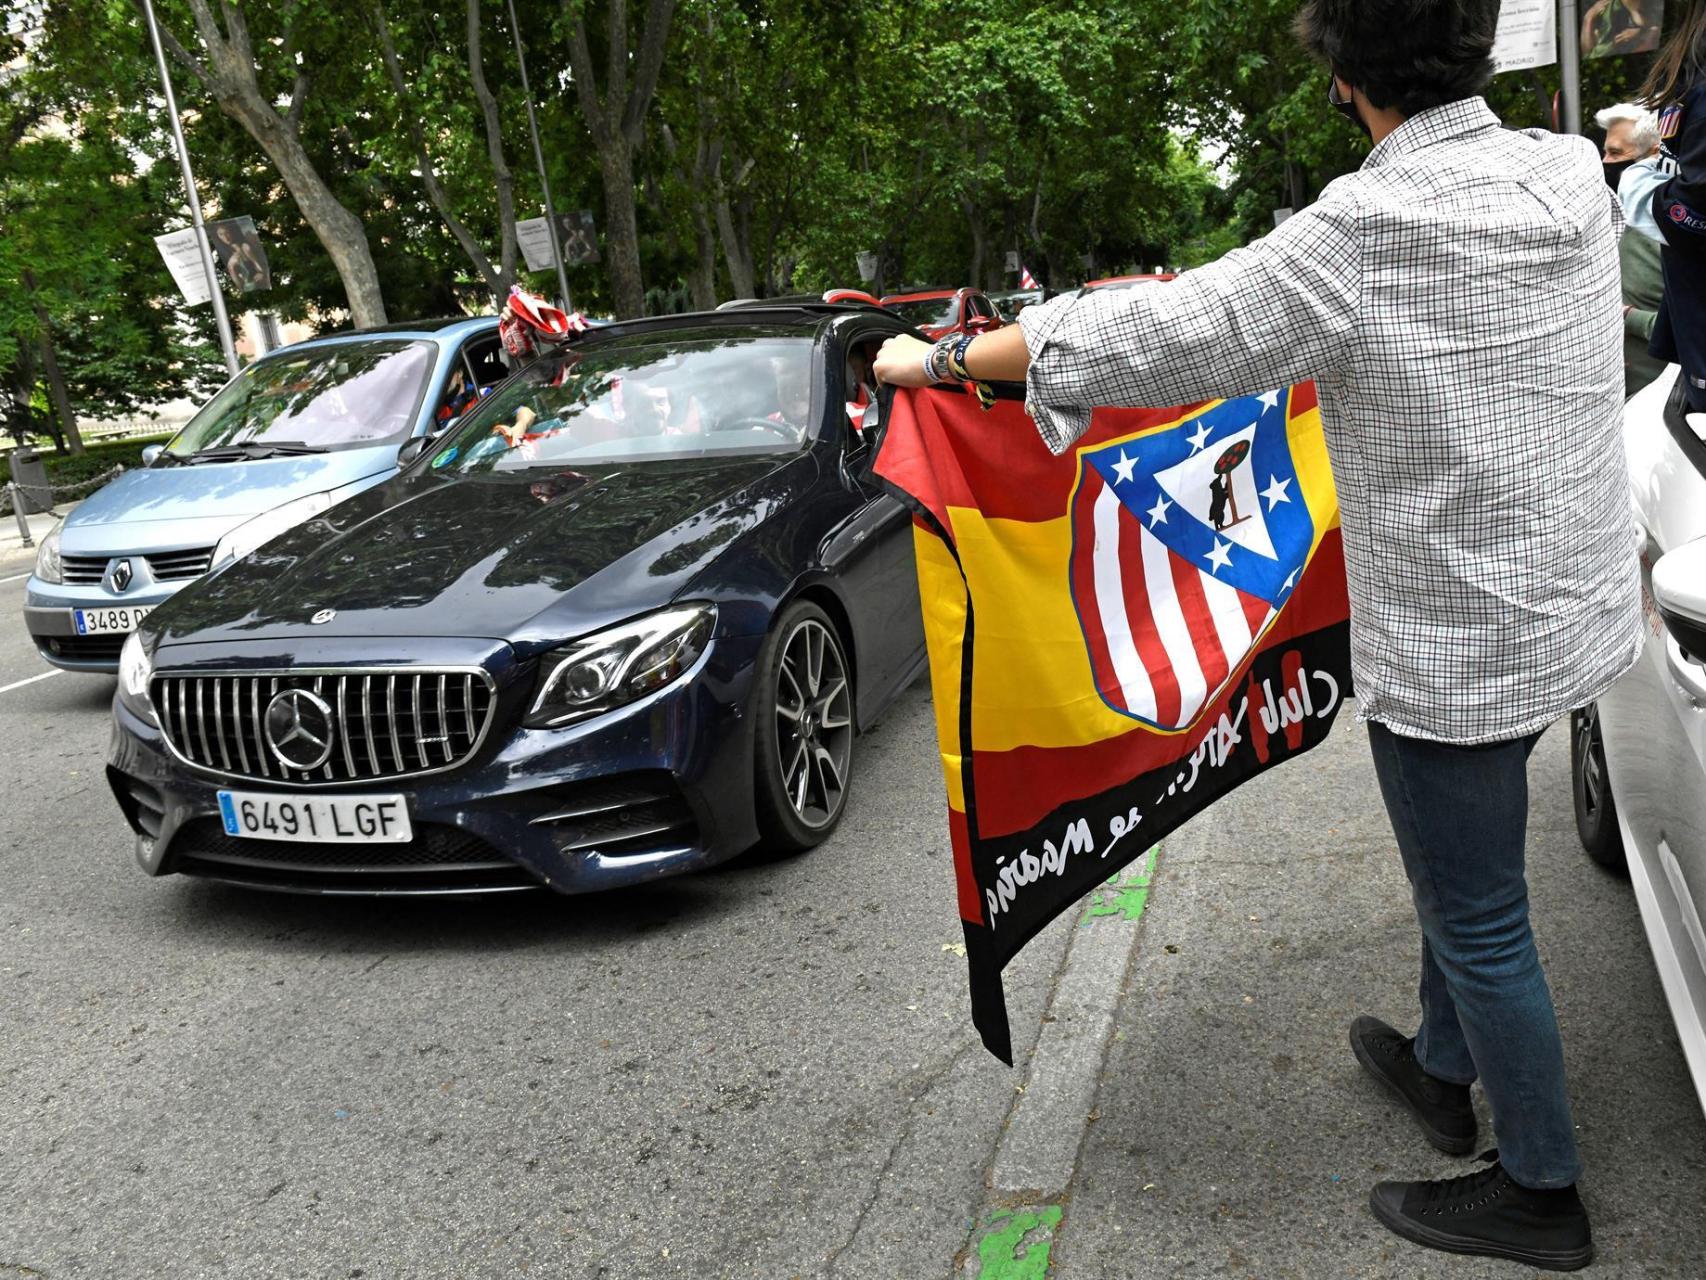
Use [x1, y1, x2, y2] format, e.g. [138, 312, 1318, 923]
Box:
[1665, 633, 1706, 707]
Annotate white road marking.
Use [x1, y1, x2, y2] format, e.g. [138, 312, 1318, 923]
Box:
[0, 670, 62, 695]
[0, 571, 32, 585]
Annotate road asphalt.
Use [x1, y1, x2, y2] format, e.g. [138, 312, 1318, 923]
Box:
[1, 568, 1701, 1279]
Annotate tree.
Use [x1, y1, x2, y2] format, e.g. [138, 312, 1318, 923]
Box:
[149, 0, 390, 326]
[370, 0, 520, 305]
[557, 0, 678, 318]
[0, 85, 222, 451]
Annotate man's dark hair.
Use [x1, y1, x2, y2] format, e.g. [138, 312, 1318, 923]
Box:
[1294, 0, 1499, 118]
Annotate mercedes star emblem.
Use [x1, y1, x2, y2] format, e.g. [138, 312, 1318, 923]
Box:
[310, 608, 336, 625]
[263, 688, 336, 772]
[110, 558, 133, 593]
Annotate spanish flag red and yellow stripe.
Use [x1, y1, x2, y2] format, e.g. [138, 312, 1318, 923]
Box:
[876, 381, 1351, 1062]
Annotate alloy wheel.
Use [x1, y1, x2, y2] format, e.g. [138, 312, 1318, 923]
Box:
[773, 618, 853, 829]
[1574, 705, 1608, 824]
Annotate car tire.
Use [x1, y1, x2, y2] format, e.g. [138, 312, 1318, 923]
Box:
[753, 601, 855, 854]
[1571, 705, 1625, 872]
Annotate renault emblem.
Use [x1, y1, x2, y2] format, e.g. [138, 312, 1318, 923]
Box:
[110, 558, 134, 593]
[310, 608, 336, 625]
[263, 688, 336, 772]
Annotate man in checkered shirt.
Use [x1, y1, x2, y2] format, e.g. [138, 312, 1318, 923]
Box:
[877, 0, 1642, 1268]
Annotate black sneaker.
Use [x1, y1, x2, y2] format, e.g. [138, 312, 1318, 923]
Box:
[1350, 1015, 1476, 1156]
[1370, 1152, 1594, 1271]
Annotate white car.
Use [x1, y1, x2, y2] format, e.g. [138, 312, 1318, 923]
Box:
[1571, 367, 1706, 1118]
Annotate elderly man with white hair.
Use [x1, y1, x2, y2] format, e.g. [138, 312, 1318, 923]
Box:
[1597, 102, 1667, 392]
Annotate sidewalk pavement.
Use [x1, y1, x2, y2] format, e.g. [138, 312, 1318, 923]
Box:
[1039, 715, 1706, 1278]
[0, 505, 74, 571]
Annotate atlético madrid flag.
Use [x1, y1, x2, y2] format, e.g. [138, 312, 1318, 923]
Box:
[874, 380, 1353, 1063]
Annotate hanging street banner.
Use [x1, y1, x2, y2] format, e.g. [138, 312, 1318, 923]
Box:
[153, 227, 213, 306]
[874, 383, 1353, 1063]
[1580, 0, 1664, 60]
[1492, 0, 1556, 71]
[155, 217, 271, 304]
[516, 210, 600, 273]
[207, 216, 272, 293]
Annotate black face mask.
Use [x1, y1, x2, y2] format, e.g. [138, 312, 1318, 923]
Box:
[1603, 158, 1634, 190]
[1328, 78, 1371, 137]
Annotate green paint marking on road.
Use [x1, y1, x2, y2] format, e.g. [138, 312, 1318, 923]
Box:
[1081, 846, 1155, 926]
[974, 1204, 1064, 1279]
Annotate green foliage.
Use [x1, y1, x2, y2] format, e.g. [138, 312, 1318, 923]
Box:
[0, 432, 172, 488]
[1, 0, 1677, 417]
[0, 39, 224, 447]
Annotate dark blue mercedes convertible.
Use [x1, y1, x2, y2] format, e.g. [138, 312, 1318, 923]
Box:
[105, 303, 927, 895]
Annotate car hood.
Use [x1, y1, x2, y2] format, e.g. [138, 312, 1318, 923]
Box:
[64, 446, 399, 534]
[149, 451, 810, 654]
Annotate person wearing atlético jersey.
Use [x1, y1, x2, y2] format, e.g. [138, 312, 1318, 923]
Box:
[1645, 1, 1706, 410]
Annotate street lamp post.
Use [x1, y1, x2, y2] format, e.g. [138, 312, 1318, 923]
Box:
[1558, 0, 1583, 134]
[139, 0, 239, 377]
[505, 0, 573, 313]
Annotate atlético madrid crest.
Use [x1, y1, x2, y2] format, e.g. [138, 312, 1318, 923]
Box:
[1068, 388, 1313, 732]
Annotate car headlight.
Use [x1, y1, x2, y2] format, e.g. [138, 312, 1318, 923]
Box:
[117, 631, 157, 726]
[525, 603, 716, 728]
[211, 491, 335, 572]
[34, 526, 62, 584]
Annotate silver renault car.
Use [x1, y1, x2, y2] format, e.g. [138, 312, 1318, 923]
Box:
[1571, 366, 1706, 1118]
[23, 317, 502, 672]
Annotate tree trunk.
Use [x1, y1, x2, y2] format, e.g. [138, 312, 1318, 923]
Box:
[687, 208, 717, 310]
[714, 184, 755, 299]
[373, 3, 504, 300]
[166, 1, 389, 327]
[597, 137, 646, 317]
[960, 195, 987, 293]
[22, 270, 83, 455]
[223, 99, 388, 328]
[35, 335, 81, 457]
[559, 0, 679, 321]
[464, 0, 518, 291]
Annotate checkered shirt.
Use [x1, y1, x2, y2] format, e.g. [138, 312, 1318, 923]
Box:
[1017, 97, 1644, 744]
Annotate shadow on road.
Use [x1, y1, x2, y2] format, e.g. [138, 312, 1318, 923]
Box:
[136, 850, 796, 960]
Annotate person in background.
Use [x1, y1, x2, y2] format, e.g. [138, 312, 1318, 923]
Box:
[875, 0, 1641, 1268]
[1597, 103, 1668, 393]
[1643, 0, 1706, 412]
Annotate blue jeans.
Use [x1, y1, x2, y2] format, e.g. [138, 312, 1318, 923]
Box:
[1366, 722, 1582, 1189]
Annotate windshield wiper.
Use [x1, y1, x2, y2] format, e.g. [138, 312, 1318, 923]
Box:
[183, 440, 330, 462]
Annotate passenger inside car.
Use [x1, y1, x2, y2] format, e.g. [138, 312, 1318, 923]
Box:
[436, 367, 479, 426]
[461, 335, 819, 467]
[845, 343, 880, 437]
[768, 357, 813, 432]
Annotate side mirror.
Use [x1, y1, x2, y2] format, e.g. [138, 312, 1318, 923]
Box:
[1653, 538, 1706, 666]
[141, 444, 164, 467]
[962, 314, 998, 336]
[396, 436, 432, 467]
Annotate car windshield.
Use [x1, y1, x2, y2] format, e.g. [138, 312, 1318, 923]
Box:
[886, 298, 957, 328]
[432, 334, 815, 476]
[166, 340, 436, 457]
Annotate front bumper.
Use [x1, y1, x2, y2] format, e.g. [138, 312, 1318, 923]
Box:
[105, 638, 766, 895]
[25, 579, 190, 672]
